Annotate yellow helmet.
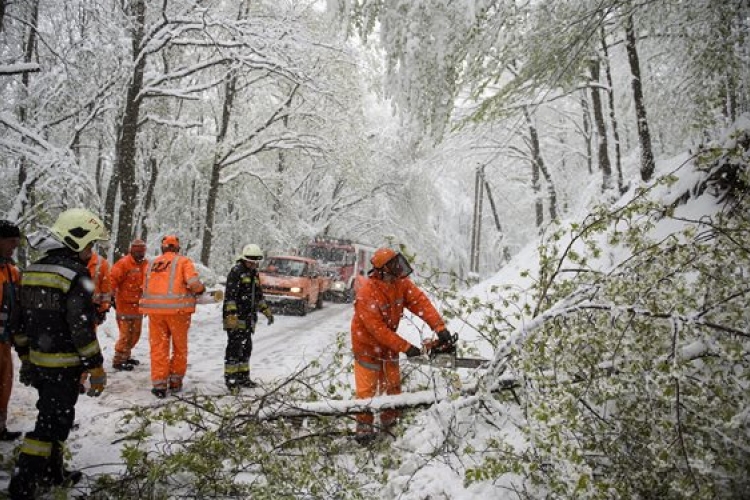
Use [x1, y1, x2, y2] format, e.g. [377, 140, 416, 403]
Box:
[50, 208, 109, 252]
[240, 243, 264, 261]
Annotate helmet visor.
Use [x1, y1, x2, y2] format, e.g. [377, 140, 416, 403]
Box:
[242, 255, 263, 262]
[383, 253, 413, 278]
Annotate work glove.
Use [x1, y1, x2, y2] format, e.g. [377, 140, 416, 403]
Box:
[87, 366, 107, 397]
[437, 329, 454, 343]
[433, 329, 457, 354]
[223, 314, 239, 330]
[405, 345, 422, 358]
[19, 361, 34, 387]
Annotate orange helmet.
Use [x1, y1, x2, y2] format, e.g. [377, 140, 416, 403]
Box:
[371, 248, 413, 278]
[161, 234, 180, 252]
[371, 248, 397, 269]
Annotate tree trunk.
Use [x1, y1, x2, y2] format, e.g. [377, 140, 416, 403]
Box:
[624, 13, 655, 182]
[140, 155, 158, 243]
[588, 59, 612, 191]
[201, 75, 237, 266]
[524, 107, 546, 228]
[112, 0, 146, 257]
[17, 0, 39, 224]
[601, 25, 625, 194]
[580, 95, 593, 175]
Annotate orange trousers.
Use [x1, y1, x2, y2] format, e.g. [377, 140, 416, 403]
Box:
[353, 357, 401, 431]
[0, 342, 13, 429]
[148, 314, 192, 390]
[112, 316, 143, 366]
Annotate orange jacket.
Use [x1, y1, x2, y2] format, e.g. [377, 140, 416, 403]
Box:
[110, 253, 148, 316]
[0, 259, 20, 343]
[87, 252, 112, 313]
[351, 275, 445, 364]
[139, 251, 205, 316]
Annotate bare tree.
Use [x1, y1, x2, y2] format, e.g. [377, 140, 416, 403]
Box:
[624, 13, 655, 182]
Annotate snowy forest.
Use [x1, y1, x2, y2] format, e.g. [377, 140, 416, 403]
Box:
[2, 0, 750, 499]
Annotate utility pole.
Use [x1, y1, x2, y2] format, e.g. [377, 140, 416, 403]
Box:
[470, 166, 484, 274]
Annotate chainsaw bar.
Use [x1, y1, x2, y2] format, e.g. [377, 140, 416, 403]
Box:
[407, 353, 489, 369]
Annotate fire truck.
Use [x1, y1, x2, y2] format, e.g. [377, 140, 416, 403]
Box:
[301, 236, 377, 302]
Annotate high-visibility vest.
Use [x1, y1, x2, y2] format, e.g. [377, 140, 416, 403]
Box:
[139, 252, 203, 315]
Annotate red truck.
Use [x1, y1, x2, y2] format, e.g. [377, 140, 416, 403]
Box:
[301, 237, 376, 302]
[259, 255, 329, 315]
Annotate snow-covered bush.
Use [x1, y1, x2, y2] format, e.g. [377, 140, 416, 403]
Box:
[461, 119, 750, 498]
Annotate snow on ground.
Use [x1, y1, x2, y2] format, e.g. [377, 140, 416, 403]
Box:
[0, 300, 357, 489]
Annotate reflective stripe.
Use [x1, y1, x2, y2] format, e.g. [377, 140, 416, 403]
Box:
[26, 264, 77, 281]
[224, 363, 249, 375]
[152, 379, 168, 390]
[116, 313, 143, 320]
[29, 350, 81, 368]
[355, 356, 382, 372]
[78, 339, 102, 358]
[140, 300, 197, 311]
[20, 437, 52, 458]
[22, 271, 72, 292]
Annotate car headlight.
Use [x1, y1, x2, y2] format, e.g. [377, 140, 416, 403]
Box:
[333, 282, 345, 290]
[290, 287, 302, 293]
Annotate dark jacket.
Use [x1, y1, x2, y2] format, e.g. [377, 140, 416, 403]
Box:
[14, 249, 104, 375]
[222, 262, 271, 331]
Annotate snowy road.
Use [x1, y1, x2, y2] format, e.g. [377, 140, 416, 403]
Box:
[1, 300, 356, 486]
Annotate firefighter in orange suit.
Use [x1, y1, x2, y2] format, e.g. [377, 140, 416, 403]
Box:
[79, 250, 112, 392]
[88, 250, 112, 324]
[110, 239, 148, 371]
[139, 235, 205, 398]
[350, 248, 454, 443]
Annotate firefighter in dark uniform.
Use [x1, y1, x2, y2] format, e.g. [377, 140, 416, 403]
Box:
[222, 244, 274, 390]
[8, 208, 109, 500]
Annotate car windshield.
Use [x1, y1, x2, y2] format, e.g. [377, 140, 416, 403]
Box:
[264, 258, 307, 277]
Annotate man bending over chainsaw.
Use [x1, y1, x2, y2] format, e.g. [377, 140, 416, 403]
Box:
[350, 247, 455, 444]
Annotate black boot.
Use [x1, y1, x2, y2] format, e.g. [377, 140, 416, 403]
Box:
[8, 452, 47, 499]
[48, 441, 83, 487]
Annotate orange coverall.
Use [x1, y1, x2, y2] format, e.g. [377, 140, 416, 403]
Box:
[0, 259, 20, 434]
[139, 251, 205, 392]
[87, 252, 112, 319]
[110, 253, 148, 366]
[81, 252, 111, 387]
[350, 274, 445, 431]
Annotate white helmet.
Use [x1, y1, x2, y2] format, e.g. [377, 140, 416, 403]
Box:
[239, 243, 263, 261]
[50, 208, 109, 252]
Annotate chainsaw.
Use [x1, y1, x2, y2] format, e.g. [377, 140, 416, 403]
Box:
[410, 333, 489, 369]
